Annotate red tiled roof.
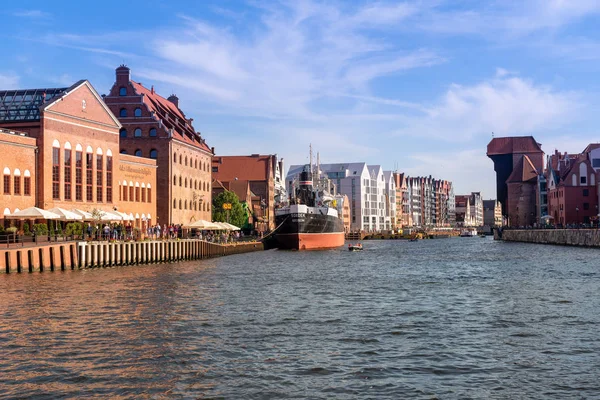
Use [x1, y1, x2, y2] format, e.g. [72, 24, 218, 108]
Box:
[507, 155, 539, 183]
[487, 136, 543, 156]
[212, 155, 275, 182]
[130, 81, 211, 153]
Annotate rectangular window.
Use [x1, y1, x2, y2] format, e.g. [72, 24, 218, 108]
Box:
[96, 154, 103, 202]
[147, 188, 151, 203]
[129, 186, 134, 201]
[584, 203, 590, 210]
[52, 147, 60, 199]
[3, 175, 9, 194]
[593, 159, 600, 168]
[75, 151, 82, 201]
[86, 153, 93, 201]
[13, 176, 20, 195]
[123, 185, 128, 201]
[583, 189, 589, 197]
[212, 166, 218, 173]
[64, 149, 72, 200]
[136, 186, 140, 202]
[106, 156, 113, 203]
[581, 176, 587, 184]
[141, 187, 146, 203]
[24, 177, 30, 196]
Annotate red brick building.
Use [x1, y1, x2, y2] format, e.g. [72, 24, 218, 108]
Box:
[104, 65, 213, 226]
[212, 155, 285, 232]
[546, 149, 599, 225]
[487, 136, 544, 227]
[0, 81, 156, 226]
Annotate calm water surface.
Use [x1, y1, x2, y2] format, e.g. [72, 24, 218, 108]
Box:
[1, 238, 599, 399]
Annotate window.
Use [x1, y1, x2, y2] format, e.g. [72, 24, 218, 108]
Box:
[179, 155, 182, 164]
[13, 175, 20, 195]
[593, 159, 600, 168]
[185, 156, 188, 166]
[75, 151, 82, 201]
[141, 187, 146, 202]
[96, 154, 103, 202]
[173, 153, 177, 163]
[64, 148, 72, 200]
[185, 178, 187, 188]
[194, 159, 198, 169]
[149, 128, 157, 137]
[184, 200, 187, 210]
[120, 108, 127, 117]
[134, 128, 142, 137]
[135, 149, 142, 157]
[179, 176, 182, 186]
[136, 185, 140, 202]
[173, 175, 176, 185]
[179, 199, 182, 209]
[86, 152, 93, 201]
[52, 147, 60, 199]
[583, 189, 589, 197]
[581, 176, 587, 184]
[134, 108, 142, 117]
[173, 199, 177, 209]
[584, 203, 590, 210]
[147, 187, 151, 203]
[24, 175, 31, 196]
[119, 87, 127, 96]
[120, 128, 127, 138]
[3, 172, 9, 194]
[212, 166, 218, 173]
[150, 149, 157, 159]
[106, 155, 113, 203]
[129, 186, 133, 202]
[123, 184, 128, 201]
[120, 149, 127, 154]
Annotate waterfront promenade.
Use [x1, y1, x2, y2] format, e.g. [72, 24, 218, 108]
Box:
[495, 228, 600, 247]
[0, 239, 263, 273]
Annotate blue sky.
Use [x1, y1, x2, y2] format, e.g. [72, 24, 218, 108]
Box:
[2, 0, 600, 197]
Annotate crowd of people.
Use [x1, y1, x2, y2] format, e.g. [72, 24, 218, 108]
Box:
[86, 222, 246, 243]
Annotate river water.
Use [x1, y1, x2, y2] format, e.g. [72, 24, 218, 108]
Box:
[1, 237, 599, 399]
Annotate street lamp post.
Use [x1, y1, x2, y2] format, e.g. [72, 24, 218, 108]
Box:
[576, 206, 579, 225]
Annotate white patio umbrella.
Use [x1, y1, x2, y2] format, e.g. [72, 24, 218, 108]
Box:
[99, 211, 124, 221]
[47, 207, 83, 221]
[71, 209, 94, 221]
[5, 206, 61, 220]
[112, 210, 134, 221]
[221, 222, 241, 231]
[184, 219, 222, 230]
[213, 222, 231, 230]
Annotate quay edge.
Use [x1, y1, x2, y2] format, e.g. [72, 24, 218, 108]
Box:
[0, 239, 263, 273]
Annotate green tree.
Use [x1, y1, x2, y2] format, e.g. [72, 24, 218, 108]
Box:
[212, 191, 246, 228]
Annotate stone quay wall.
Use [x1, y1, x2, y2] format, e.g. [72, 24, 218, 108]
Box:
[0, 240, 264, 274]
[495, 229, 600, 247]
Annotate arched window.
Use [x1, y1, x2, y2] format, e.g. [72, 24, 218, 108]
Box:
[52, 142, 60, 199]
[194, 180, 197, 190]
[135, 149, 142, 157]
[134, 128, 142, 137]
[179, 199, 182, 209]
[173, 152, 177, 163]
[134, 108, 142, 117]
[184, 178, 187, 188]
[185, 156, 188, 166]
[119, 108, 127, 117]
[194, 159, 198, 169]
[119, 87, 127, 96]
[119, 128, 127, 138]
[184, 200, 187, 210]
[150, 149, 157, 159]
[179, 154, 182, 164]
[179, 176, 182, 186]
[120, 149, 127, 154]
[3, 167, 10, 194]
[24, 170, 31, 196]
[173, 175, 176, 185]
[173, 198, 177, 209]
[149, 128, 157, 137]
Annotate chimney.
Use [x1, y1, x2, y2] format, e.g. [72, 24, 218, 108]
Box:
[116, 64, 130, 85]
[167, 94, 179, 108]
[151, 85, 155, 95]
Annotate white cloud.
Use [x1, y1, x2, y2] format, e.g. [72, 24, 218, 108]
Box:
[393, 72, 580, 141]
[0, 73, 19, 89]
[13, 10, 50, 19]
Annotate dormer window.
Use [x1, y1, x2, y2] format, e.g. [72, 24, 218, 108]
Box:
[119, 87, 127, 96]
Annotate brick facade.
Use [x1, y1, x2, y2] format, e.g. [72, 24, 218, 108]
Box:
[0, 129, 37, 216]
[104, 65, 213, 225]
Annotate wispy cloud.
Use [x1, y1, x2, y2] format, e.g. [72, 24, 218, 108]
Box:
[13, 9, 51, 19]
[0, 72, 19, 89]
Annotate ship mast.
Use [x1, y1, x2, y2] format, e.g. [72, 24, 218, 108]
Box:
[309, 143, 313, 185]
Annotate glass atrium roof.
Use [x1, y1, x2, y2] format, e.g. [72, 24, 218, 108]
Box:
[0, 88, 67, 122]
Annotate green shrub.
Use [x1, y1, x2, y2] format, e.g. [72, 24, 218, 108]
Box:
[6, 226, 18, 234]
[0, 225, 4, 233]
[33, 223, 48, 236]
[65, 222, 83, 237]
[23, 222, 30, 235]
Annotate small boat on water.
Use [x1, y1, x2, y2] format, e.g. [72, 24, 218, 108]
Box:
[460, 228, 478, 237]
[348, 243, 363, 251]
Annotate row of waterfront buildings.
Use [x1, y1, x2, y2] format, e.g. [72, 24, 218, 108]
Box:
[487, 136, 600, 227]
[285, 163, 470, 232]
[0, 65, 286, 233]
